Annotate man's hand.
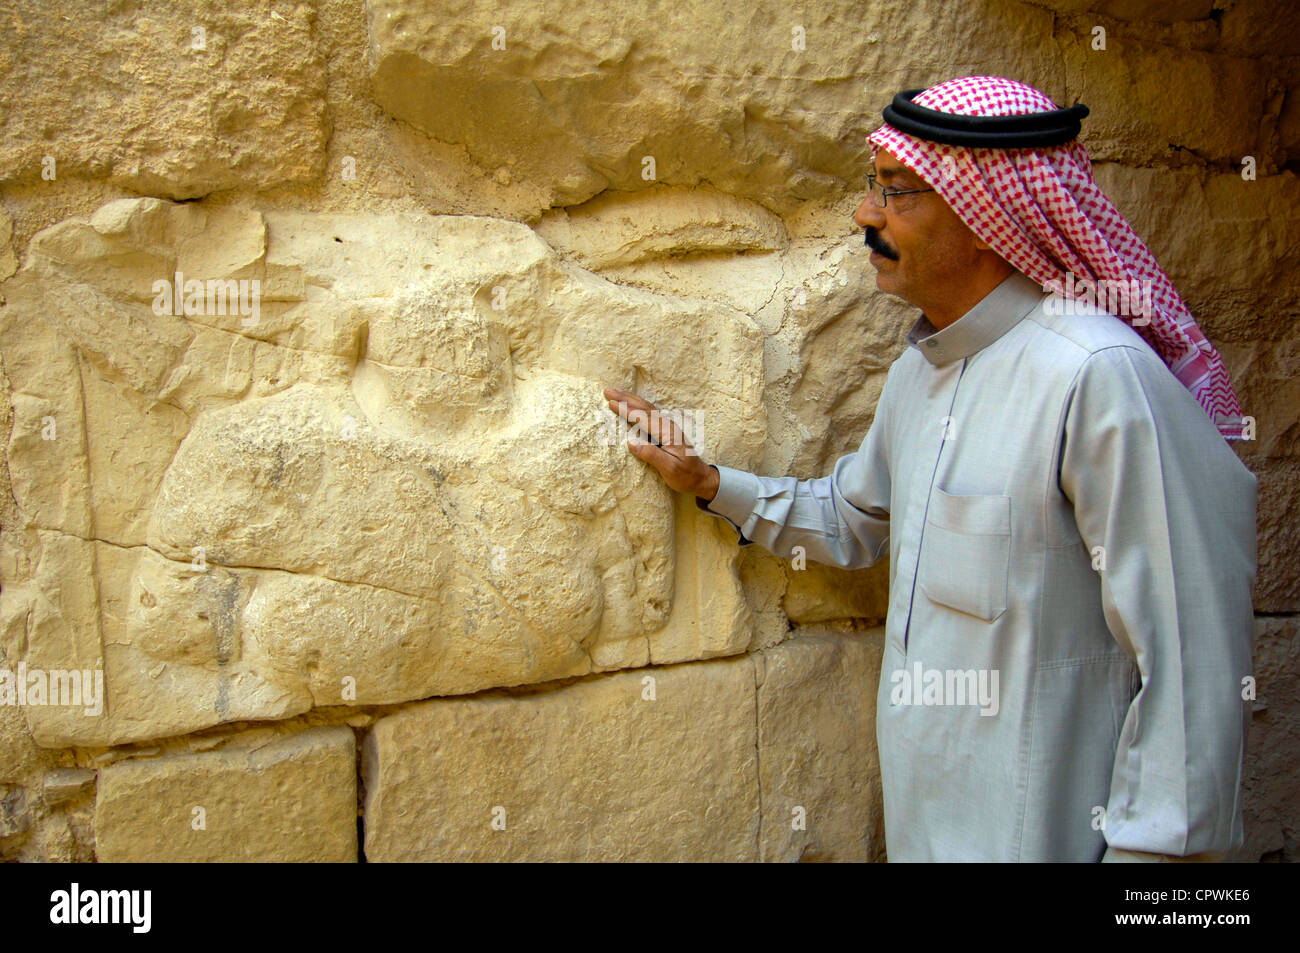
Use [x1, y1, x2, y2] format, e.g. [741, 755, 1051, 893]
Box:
[603, 387, 719, 501]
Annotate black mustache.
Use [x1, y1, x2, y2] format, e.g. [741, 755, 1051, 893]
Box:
[864, 227, 899, 260]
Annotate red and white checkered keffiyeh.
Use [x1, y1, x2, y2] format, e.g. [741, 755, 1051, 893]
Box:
[868, 75, 1245, 440]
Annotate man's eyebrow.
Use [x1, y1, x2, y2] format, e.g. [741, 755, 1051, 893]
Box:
[874, 167, 919, 186]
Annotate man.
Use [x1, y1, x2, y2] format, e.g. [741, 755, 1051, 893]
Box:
[605, 76, 1257, 862]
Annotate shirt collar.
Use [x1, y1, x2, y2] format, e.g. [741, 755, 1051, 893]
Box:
[906, 270, 1048, 366]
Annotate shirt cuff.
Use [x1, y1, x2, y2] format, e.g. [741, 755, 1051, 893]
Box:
[695, 464, 758, 546]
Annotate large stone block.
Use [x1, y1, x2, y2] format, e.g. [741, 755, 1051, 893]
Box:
[366, 0, 1061, 213]
[756, 627, 885, 861]
[94, 726, 356, 862]
[1059, 23, 1267, 167]
[362, 655, 760, 861]
[363, 630, 888, 862]
[0, 0, 328, 198]
[0, 197, 765, 746]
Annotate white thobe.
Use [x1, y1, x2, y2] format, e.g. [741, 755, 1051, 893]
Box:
[699, 270, 1257, 862]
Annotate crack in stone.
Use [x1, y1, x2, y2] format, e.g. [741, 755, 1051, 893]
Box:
[75, 351, 109, 675]
[757, 255, 786, 318]
[32, 525, 439, 605]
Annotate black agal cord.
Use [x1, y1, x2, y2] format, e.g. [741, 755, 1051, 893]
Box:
[882, 89, 1089, 147]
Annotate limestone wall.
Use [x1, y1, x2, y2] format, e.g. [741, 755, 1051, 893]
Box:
[0, 0, 1295, 861]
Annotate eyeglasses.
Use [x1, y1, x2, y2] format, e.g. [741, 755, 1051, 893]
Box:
[866, 173, 936, 208]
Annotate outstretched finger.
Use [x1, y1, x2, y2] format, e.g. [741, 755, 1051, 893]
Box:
[605, 390, 695, 454]
[604, 388, 658, 421]
[606, 391, 667, 446]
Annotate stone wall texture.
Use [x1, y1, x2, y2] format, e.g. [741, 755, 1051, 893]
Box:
[0, 0, 1296, 861]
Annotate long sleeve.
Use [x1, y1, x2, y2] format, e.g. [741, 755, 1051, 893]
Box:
[1059, 344, 1257, 860]
[696, 372, 895, 571]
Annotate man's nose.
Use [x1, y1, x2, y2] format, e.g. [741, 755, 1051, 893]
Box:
[853, 194, 885, 230]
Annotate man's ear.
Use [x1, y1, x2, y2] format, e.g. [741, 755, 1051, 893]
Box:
[973, 234, 994, 252]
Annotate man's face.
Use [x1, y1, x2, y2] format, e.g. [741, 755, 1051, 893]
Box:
[853, 148, 988, 308]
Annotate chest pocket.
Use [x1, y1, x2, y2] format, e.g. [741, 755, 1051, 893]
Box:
[917, 486, 1011, 623]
